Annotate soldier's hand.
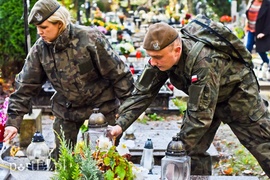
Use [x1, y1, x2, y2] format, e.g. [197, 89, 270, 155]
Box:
[106, 125, 123, 139]
[257, 33, 265, 39]
[4, 126, 18, 142]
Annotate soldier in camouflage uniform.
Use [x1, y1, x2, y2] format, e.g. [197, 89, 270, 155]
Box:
[4, 0, 134, 170]
[108, 22, 270, 177]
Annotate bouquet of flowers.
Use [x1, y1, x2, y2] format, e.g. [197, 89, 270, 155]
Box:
[0, 97, 9, 126]
[105, 22, 124, 31]
[92, 136, 134, 179]
[53, 131, 147, 180]
[220, 15, 232, 23]
[115, 41, 135, 55]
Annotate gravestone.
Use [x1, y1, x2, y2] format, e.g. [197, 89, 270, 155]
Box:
[19, 109, 42, 147]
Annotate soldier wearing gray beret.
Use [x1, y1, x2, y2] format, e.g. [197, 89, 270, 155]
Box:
[4, 0, 134, 171]
[108, 21, 270, 177]
[28, 0, 60, 25]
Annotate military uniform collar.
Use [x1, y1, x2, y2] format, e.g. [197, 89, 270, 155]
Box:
[179, 38, 196, 74]
[44, 24, 72, 52]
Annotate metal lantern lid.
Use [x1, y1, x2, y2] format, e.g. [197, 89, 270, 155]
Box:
[31, 131, 45, 142]
[144, 138, 153, 149]
[88, 108, 108, 128]
[165, 136, 186, 156]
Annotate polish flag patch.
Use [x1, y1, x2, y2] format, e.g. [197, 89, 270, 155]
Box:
[191, 75, 198, 83]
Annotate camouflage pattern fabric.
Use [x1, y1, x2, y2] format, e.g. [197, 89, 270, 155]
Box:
[116, 38, 270, 177]
[6, 24, 134, 130]
[7, 24, 134, 169]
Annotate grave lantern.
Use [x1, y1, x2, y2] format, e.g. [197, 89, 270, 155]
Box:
[26, 131, 49, 170]
[87, 108, 108, 150]
[161, 136, 191, 180]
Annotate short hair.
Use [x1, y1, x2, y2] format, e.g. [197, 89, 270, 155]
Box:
[168, 36, 182, 50]
[47, 6, 72, 33]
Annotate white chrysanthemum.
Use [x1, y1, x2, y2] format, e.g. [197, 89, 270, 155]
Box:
[97, 136, 112, 151]
[132, 165, 148, 180]
[125, 43, 135, 53]
[116, 143, 130, 156]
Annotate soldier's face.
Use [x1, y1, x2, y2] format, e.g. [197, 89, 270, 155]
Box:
[147, 43, 182, 71]
[36, 20, 62, 43]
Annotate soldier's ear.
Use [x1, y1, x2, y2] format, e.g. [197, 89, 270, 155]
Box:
[58, 22, 63, 29]
[174, 45, 181, 53]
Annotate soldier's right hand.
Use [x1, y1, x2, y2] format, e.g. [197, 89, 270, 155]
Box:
[106, 125, 123, 139]
[3, 126, 18, 142]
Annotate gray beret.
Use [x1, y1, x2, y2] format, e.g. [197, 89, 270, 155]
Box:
[143, 22, 179, 51]
[28, 0, 60, 25]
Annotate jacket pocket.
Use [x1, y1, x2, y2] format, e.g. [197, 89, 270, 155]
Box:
[249, 101, 268, 121]
[188, 84, 206, 111]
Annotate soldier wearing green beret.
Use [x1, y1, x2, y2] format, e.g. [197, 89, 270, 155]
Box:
[108, 22, 270, 177]
[4, 0, 134, 170]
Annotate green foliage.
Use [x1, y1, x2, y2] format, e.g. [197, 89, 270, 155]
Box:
[172, 98, 187, 116]
[93, 146, 134, 180]
[79, 143, 103, 180]
[51, 129, 102, 180]
[193, 0, 243, 19]
[0, 0, 37, 67]
[233, 26, 245, 39]
[80, 124, 88, 133]
[51, 130, 81, 180]
[147, 113, 164, 121]
[137, 117, 148, 124]
[137, 112, 165, 123]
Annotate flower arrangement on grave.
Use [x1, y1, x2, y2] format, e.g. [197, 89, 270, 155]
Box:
[90, 7, 106, 27]
[173, 14, 181, 22]
[0, 97, 9, 126]
[51, 131, 103, 180]
[52, 130, 146, 180]
[92, 136, 135, 179]
[96, 26, 108, 34]
[0, 97, 8, 143]
[115, 41, 135, 56]
[182, 13, 192, 25]
[91, 18, 106, 27]
[220, 15, 232, 23]
[105, 22, 124, 31]
[92, 7, 104, 21]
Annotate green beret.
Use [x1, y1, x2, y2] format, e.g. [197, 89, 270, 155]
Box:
[28, 0, 60, 25]
[143, 22, 179, 51]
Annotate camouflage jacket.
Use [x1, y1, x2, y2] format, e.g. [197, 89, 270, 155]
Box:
[116, 38, 267, 132]
[7, 24, 134, 129]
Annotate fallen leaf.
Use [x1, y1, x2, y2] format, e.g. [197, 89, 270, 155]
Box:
[223, 167, 233, 175]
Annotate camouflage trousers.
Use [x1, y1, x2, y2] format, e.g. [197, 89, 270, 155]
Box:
[182, 107, 270, 177]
